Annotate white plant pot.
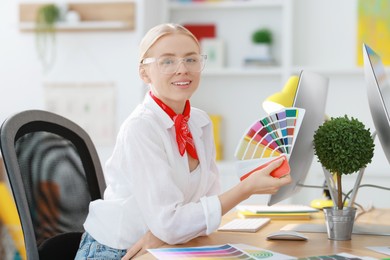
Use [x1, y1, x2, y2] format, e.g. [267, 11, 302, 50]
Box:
[252, 43, 271, 60]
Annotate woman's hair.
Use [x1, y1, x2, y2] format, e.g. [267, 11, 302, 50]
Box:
[139, 23, 199, 63]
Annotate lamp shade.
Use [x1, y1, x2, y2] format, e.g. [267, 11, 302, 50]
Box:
[262, 76, 299, 114]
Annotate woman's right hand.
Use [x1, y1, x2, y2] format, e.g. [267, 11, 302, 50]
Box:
[219, 156, 292, 215]
[242, 156, 292, 196]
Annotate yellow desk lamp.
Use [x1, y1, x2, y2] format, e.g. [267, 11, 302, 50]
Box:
[262, 76, 335, 209]
[262, 76, 299, 114]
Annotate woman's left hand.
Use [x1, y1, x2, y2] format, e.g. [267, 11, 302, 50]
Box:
[121, 230, 165, 259]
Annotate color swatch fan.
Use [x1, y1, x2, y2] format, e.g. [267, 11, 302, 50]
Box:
[235, 107, 305, 179]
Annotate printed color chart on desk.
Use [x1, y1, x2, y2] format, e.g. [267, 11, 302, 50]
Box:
[148, 244, 296, 260]
[148, 244, 255, 259]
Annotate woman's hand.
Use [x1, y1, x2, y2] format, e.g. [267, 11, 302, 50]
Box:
[219, 156, 292, 215]
[121, 231, 165, 260]
[243, 156, 292, 195]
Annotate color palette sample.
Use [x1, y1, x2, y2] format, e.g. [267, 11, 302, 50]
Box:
[234, 108, 305, 181]
[148, 243, 296, 260]
[148, 244, 256, 259]
[235, 108, 305, 160]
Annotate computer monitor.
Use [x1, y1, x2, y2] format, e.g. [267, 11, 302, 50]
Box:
[363, 43, 390, 165]
[268, 70, 329, 205]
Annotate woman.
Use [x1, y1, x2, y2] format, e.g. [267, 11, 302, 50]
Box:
[75, 23, 291, 260]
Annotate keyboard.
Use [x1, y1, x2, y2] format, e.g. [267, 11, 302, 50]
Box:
[217, 218, 271, 233]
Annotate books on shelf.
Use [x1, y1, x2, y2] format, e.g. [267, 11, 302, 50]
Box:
[236, 204, 318, 220]
[243, 57, 277, 67]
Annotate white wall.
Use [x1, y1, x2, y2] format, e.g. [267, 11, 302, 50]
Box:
[0, 0, 44, 121]
[293, 0, 358, 68]
[0, 0, 150, 162]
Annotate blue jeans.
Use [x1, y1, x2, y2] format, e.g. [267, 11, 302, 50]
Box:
[74, 232, 127, 260]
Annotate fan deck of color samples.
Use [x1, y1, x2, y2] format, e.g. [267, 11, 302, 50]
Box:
[235, 108, 305, 160]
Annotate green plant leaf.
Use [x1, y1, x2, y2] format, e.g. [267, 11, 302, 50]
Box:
[252, 28, 272, 44]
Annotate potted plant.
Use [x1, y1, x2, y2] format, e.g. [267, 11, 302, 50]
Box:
[313, 115, 375, 240]
[251, 28, 273, 61]
[35, 4, 60, 71]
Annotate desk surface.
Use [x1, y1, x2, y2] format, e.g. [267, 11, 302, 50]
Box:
[138, 208, 390, 259]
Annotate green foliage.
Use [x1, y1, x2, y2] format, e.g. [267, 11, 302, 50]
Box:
[36, 4, 60, 30]
[251, 28, 272, 44]
[313, 115, 374, 175]
[313, 115, 374, 210]
[35, 4, 60, 72]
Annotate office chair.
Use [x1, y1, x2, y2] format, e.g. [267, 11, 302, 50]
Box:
[0, 110, 106, 260]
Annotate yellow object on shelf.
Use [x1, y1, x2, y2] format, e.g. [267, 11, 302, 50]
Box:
[209, 114, 223, 161]
[0, 182, 26, 260]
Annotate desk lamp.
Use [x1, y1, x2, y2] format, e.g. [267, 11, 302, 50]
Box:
[263, 76, 333, 209]
[262, 76, 299, 114]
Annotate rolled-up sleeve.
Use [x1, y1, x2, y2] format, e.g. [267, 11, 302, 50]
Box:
[201, 195, 222, 234]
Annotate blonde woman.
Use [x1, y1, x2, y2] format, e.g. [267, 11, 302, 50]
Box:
[74, 23, 291, 260]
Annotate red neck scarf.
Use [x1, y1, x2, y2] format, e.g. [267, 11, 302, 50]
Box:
[150, 92, 198, 159]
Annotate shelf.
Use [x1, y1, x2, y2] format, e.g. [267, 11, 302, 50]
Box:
[169, 0, 284, 10]
[19, 1, 135, 32]
[202, 67, 283, 76]
[19, 21, 133, 32]
[291, 66, 364, 76]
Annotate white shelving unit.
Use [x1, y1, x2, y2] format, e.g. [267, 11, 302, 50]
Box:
[163, 0, 293, 162]
[166, 0, 292, 77]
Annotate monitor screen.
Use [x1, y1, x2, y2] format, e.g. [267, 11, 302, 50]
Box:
[268, 70, 329, 205]
[363, 43, 390, 165]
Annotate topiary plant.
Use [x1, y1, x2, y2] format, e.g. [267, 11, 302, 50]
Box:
[252, 28, 272, 44]
[313, 115, 375, 210]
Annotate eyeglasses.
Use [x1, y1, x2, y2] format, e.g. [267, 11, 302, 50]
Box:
[141, 54, 207, 74]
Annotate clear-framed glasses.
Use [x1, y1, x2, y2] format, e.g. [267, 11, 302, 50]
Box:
[141, 54, 207, 74]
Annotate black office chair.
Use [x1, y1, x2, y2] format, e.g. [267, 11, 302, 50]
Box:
[0, 110, 106, 260]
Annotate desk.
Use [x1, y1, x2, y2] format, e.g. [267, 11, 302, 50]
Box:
[138, 208, 390, 259]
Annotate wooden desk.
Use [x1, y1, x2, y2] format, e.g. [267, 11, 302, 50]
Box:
[138, 208, 390, 259]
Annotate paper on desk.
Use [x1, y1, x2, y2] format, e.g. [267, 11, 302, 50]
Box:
[298, 252, 377, 260]
[233, 244, 296, 259]
[148, 244, 256, 259]
[367, 246, 390, 256]
[237, 204, 318, 213]
[148, 243, 296, 259]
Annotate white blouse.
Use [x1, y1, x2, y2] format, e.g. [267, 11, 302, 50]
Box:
[83, 94, 222, 249]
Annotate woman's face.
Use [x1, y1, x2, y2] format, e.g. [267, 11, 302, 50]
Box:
[140, 33, 202, 113]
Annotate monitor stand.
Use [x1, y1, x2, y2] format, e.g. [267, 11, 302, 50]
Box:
[282, 223, 390, 236]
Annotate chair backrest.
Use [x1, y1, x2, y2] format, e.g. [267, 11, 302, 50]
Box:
[0, 110, 106, 260]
